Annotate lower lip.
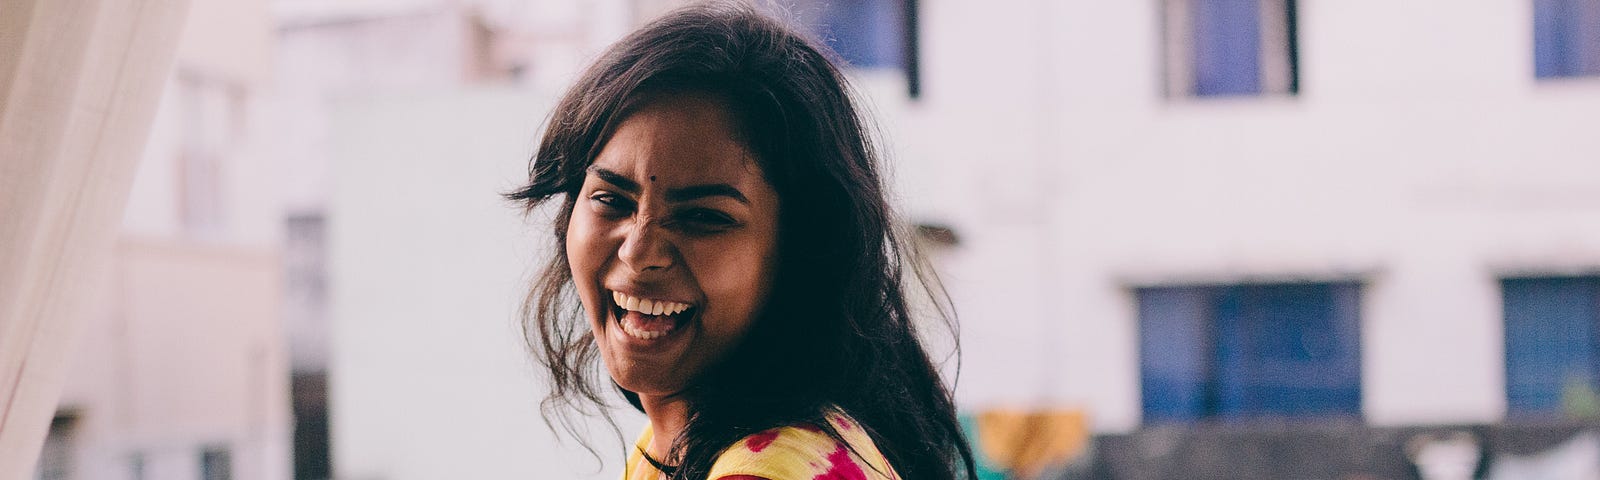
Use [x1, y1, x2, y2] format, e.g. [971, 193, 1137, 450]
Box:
[612, 307, 689, 348]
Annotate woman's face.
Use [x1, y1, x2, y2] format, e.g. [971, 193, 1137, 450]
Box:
[566, 93, 781, 399]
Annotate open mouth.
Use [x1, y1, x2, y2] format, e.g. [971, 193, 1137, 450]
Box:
[610, 291, 696, 341]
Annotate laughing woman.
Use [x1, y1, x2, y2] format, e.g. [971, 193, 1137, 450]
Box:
[506, 3, 977, 480]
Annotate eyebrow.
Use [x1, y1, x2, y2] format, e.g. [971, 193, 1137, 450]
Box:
[590, 167, 640, 193]
[589, 166, 750, 205]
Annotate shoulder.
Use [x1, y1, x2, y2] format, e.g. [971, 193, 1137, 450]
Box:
[709, 411, 899, 480]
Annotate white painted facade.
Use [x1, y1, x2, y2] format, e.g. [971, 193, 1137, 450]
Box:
[59, 240, 291, 480]
[329, 88, 646, 480]
[274, 3, 645, 480]
[271, 0, 637, 373]
[322, 1, 1600, 479]
[122, 0, 280, 247]
[876, 0, 1600, 432]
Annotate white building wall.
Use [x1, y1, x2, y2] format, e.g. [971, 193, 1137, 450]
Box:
[58, 240, 291, 480]
[866, 0, 1600, 432]
[281, 5, 649, 480]
[329, 89, 644, 480]
[273, 4, 476, 217]
[123, 0, 279, 246]
[272, 0, 636, 372]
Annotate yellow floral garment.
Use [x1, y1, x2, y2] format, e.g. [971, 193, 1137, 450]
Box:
[623, 409, 900, 480]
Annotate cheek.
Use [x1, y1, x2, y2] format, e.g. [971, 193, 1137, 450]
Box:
[564, 213, 608, 320]
[689, 232, 779, 332]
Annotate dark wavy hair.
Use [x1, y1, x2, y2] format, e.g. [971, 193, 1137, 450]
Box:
[505, 3, 976, 479]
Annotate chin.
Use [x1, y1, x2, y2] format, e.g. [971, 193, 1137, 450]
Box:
[609, 370, 688, 399]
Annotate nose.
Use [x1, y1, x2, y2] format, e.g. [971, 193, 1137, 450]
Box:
[618, 218, 675, 273]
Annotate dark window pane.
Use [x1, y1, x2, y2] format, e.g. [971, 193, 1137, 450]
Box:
[293, 372, 333, 480]
[1140, 283, 1362, 423]
[131, 453, 145, 480]
[1504, 277, 1600, 416]
[35, 416, 76, 480]
[202, 447, 232, 480]
[1223, 284, 1362, 418]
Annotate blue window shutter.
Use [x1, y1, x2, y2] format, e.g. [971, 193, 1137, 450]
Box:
[1192, 0, 1262, 95]
[1141, 282, 1362, 423]
[1140, 287, 1215, 422]
[807, 0, 904, 69]
[1535, 0, 1600, 78]
[1504, 277, 1600, 416]
[1328, 284, 1365, 415]
[781, 0, 919, 98]
[1536, 0, 1578, 77]
[1238, 284, 1362, 418]
[1213, 286, 1251, 419]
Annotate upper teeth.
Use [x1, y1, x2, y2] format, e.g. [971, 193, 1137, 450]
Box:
[613, 292, 691, 315]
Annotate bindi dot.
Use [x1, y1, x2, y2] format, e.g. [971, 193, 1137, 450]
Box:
[650, 175, 657, 182]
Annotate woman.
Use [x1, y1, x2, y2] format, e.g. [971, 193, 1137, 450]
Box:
[506, 3, 977, 479]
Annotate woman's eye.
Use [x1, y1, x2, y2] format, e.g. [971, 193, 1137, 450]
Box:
[674, 209, 737, 232]
[589, 192, 633, 216]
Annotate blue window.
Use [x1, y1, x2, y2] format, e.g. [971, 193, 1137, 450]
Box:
[1504, 276, 1600, 416]
[1165, 0, 1299, 97]
[1536, 0, 1600, 78]
[787, 0, 920, 97]
[1535, 0, 1600, 78]
[1140, 282, 1362, 423]
[802, 0, 904, 69]
[1193, 0, 1262, 95]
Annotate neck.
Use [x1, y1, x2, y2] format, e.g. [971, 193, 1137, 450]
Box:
[641, 393, 690, 461]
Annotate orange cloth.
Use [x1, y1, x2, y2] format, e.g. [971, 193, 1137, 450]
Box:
[974, 409, 1090, 480]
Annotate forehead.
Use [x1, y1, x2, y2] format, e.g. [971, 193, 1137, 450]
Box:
[591, 94, 762, 185]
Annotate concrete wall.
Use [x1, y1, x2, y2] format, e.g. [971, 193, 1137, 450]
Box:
[272, 5, 482, 373]
[330, 89, 644, 480]
[868, 0, 1600, 432]
[122, 0, 279, 246]
[59, 239, 291, 480]
[270, 2, 637, 372]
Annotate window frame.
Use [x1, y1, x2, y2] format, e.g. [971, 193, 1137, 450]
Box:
[1533, 0, 1600, 79]
[1162, 0, 1301, 99]
[1138, 281, 1365, 424]
[1502, 275, 1600, 418]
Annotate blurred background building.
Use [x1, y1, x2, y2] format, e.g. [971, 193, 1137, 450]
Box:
[33, 0, 1600, 479]
[41, 0, 292, 480]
